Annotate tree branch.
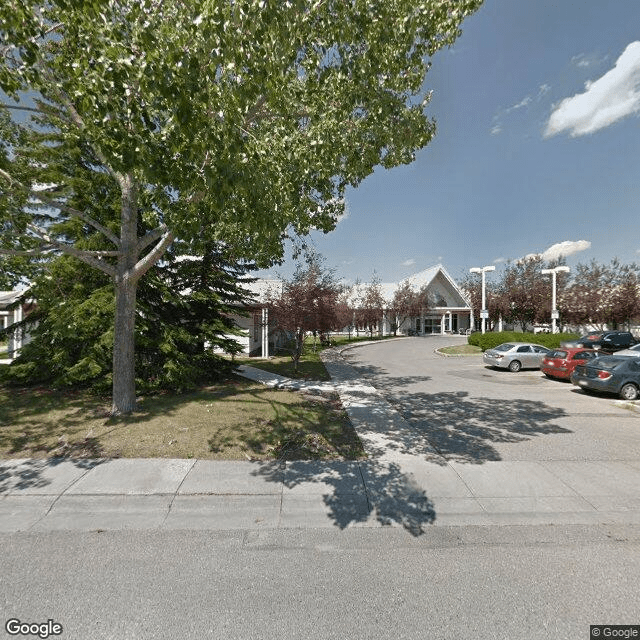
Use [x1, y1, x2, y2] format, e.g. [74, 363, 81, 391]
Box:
[0, 247, 55, 256]
[30, 190, 121, 247]
[42, 79, 126, 191]
[0, 104, 41, 113]
[0, 167, 121, 247]
[137, 224, 167, 253]
[132, 229, 174, 282]
[26, 223, 117, 276]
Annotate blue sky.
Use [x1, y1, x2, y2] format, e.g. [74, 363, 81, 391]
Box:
[262, 0, 640, 285]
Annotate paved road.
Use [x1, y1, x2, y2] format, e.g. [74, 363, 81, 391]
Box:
[2, 525, 639, 640]
[341, 336, 640, 465]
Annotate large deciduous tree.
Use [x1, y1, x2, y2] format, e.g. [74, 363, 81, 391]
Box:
[496, 256, 548, 332]
[0, 0, 482, 413]
[559, 259, 640, 330]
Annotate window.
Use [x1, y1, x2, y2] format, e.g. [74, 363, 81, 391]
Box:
[517, 346, 532, 353]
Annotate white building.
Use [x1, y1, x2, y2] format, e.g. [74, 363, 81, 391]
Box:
[0, 290, 33, 359]
[235, 264, 473, 357]
[351, 264, 473, 336]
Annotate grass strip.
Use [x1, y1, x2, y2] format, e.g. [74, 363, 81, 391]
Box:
[0, 379, 365, 461]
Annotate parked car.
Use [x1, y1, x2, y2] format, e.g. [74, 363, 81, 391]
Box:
[613, 343, 640, 357]
[483, 342, 550, 372]
[570, 355, 640, 400]
[562, 331, 638, 354]
[541, 347, 599, 380]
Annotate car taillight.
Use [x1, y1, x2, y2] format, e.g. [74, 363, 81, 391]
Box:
[597, 370, 612, 379]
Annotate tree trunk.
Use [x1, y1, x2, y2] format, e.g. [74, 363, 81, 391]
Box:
[111, 173, 139, 415]
[112, 276, 138, 414]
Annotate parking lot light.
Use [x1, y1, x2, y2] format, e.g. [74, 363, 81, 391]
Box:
[541, 266, 570, 333]
[470, 265, 495, 334]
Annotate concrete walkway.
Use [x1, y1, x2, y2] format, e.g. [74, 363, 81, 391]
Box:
[1, 344, 640, 535]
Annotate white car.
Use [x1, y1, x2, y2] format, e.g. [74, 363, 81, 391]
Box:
[482, 342, 551, 372]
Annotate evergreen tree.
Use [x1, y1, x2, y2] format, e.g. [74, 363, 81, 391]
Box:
[4, 246, 256, 392]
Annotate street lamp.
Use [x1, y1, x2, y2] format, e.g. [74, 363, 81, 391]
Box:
[541, 266, 570, 333]
[470, 265, 495, 334]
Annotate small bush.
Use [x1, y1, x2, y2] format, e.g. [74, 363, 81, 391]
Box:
[468, 331, 580, 352]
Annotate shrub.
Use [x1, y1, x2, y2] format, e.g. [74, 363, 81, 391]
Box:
[468, 331, 580, 352]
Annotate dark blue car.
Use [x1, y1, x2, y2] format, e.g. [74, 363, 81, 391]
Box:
[570, 355, 640, 400]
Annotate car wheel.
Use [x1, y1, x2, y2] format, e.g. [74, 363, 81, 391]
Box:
[620, 383, 639, 401]
[508, 360, 522, 372]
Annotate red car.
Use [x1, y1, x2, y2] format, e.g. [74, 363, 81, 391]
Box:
[541, 347, 599, 380]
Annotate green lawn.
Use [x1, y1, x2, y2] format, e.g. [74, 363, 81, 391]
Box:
[438, 344, 482, 355]
[0, 379, 366, 461]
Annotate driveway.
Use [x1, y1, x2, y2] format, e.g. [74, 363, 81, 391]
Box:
[339, 336, 640, 465]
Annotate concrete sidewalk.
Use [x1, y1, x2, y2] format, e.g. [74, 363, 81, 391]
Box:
[1, 345, 640, 534]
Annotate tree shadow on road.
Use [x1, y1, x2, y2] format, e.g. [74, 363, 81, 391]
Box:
[381, 390, 570, 463]
[252, 459, 435, 537]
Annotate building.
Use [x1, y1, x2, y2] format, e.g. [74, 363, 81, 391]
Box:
[236, 264, 472, 357]
[0, 290, 33, 359]
[382, 264, 472, 335]
[348, 264, 473, 336]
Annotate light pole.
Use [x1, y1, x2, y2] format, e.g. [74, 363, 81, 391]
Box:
[470, 265, 495, 334]
[541, 266, 570, 333]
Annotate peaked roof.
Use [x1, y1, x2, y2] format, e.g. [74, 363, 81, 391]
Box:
[0, 290, 27, 307]
[345, 264, 470, 308]
[380, 264, 470, 307]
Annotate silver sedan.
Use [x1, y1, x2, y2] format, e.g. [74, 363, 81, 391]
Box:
[482, 342, 551, 372]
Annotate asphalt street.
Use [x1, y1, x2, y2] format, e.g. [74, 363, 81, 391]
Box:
[2, 525, 639, 640]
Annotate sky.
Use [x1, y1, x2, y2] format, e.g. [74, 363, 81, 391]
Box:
[259, 0, 640, 286]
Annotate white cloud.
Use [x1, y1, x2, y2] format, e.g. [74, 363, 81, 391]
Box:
[506, 95, 531, 114]
[491, 85, 550, 135]
[401, 259, 416, 267]
[571, 53, 592, 68]
[523, 240, 591, 262]
[537, 84, 551, 99]
[571, 53, 609, 69]
[493, 257, 507, 264]
[545, 41, 640, 137]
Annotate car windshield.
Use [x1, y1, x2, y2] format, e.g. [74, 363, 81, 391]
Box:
[494, 343, 515, 352]
[548, 350, 567, 359]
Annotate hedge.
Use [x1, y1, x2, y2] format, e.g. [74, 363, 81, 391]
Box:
[467, 331, 581, 352]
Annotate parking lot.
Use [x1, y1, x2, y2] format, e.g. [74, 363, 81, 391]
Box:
[340, 336, 640, 465]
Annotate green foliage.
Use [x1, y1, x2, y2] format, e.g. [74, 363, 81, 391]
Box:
[0, 0, 482, 411]
[3, 249, 256, 392]
[468, 331, 580, 352]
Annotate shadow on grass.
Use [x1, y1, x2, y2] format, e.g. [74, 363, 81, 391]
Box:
[207, 387, 365, 460]
[0, 379, 362, 461]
